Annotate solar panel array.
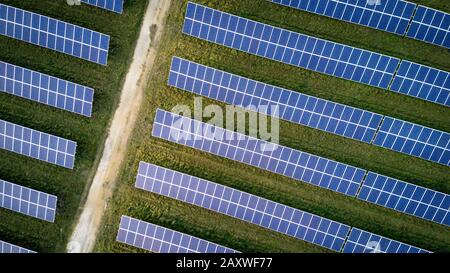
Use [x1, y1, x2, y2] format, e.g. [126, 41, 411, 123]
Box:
[0, 61, 94, 117]
[169, 57, 384, 143]
[406, 5, 450, 49]
[81, 0, 124, 14]
[136, 161, 352, 252]
[342, 228, 430, 253]
[268, 0, 416, 35]
[390, 60, 450, 107]
[0, 240, 35, 253]
[152, 109, 366, 197]
[183, 2, 400, 89]
[358, 172, 449, 226]
[117, 215, 238, 253]
[0, 179, 57, 222]
[0, 3, 110, 65]
[373, 117, 450, 166]
[0, 120, 77, 169]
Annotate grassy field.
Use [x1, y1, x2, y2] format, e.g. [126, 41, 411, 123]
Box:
[95, 0, 450, 253]
[0, 0, 148, 252]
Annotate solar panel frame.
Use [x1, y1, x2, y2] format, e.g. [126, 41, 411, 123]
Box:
[268, 0, 417, 36]
[0, 119, 77, 169]
[117, 215, 239, 253]
[373, 117, 450, 166]
[135, 161, 352, 252]
[0, 179, 57, 222]
[169, 56, 384, 143]
[342, 228, 431, 253]
[0, 3, 110, 65]
[152, 109, 367, 197]
[80, 0, 124, 14]
[358, 172, 449, 226]
[182, 2, 401, 89]
[0, 61, 94, 117]
[390, 60, 450, 107]
[0, 240, 35, 253]
[406, 5, 450, 49]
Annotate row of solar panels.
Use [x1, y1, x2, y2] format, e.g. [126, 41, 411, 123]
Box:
[0, 178, 57, 253]
[183, 2, 449, 107]
[268, 0, 450, 49]
[115, 161, 431, 253]
[169, 56, 450, 166]
[0, 0, 125, 253]
[152, 109, 449, 227]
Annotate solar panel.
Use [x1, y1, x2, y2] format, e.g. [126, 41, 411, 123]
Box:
[373, 117, 449, 166]
[183, 2, 400, 89]
[406, 5, 450, 49]
[0, 179, 57, 222]
[81, 0, 124, 14]
[0, 61, 94, 117]
[268, 0, 416, 35]
[0, 119, 77, 169]
[358, 172, 449, 226]
[136, 162, 351, 252]
[169, 57, 384, 143]
[342, 228, 430, 253]
[0, 240, 35, 253]
[152, 109, 366, 197]
[0, 3, 110, 65]
[390, 60, 449, 107]
[117, 215, 239, 253]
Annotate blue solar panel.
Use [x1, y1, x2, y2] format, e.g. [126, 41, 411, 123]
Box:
[373, 117, 450, 166]
[0, 61, 94, 117]
[0, 120, 77, 169]
[0, 179, 57, 222]
[358, 172, 449, 226]
[136, 162, 351, 252]
[0, 4, 110, 65]
[183, 2, 400, 89]
[406, 5, 450, 49]
[117, 215, 239, 253]
[0, 240, 35, 253]
[169, 57, 384, 143]
[268, 0, 416, 35]
[152, 109, 366, 197]
[390, 60, 449, 107]
[342, 228, 430, 253]
[81, 0, 124, 14]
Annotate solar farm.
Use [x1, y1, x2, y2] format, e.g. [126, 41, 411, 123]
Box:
[0, 0, 148, 252]
[0, 0, 449, 254]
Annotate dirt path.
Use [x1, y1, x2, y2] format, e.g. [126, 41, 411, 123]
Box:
[66, 0, 172, 253]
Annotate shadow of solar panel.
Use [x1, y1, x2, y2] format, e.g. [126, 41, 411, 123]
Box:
[116, 215, 239, 253]
[373, 117, 450, 166]
[0, 120, 77, 169]
[81, 0, 124, 14]
[169, 57, 383, 143]
[268, 0, 416, 36]
[390, 60, 449, 107]
[182, 2, 400, 89]
[342, 228, 430, 253]
[0, 179, 57, 222]
[152, 109, 366, 197]
[135, 162, 351, 252]
[0, 4, 110, 65]
[0, 240, 35, 253]
[358, 172, 449, 226]
[406, 5, 450, 49]
[0, 61, 94, 117]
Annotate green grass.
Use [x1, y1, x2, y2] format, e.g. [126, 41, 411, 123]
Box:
[95, 0, 450, 253]
[0, 0, 148, 252]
